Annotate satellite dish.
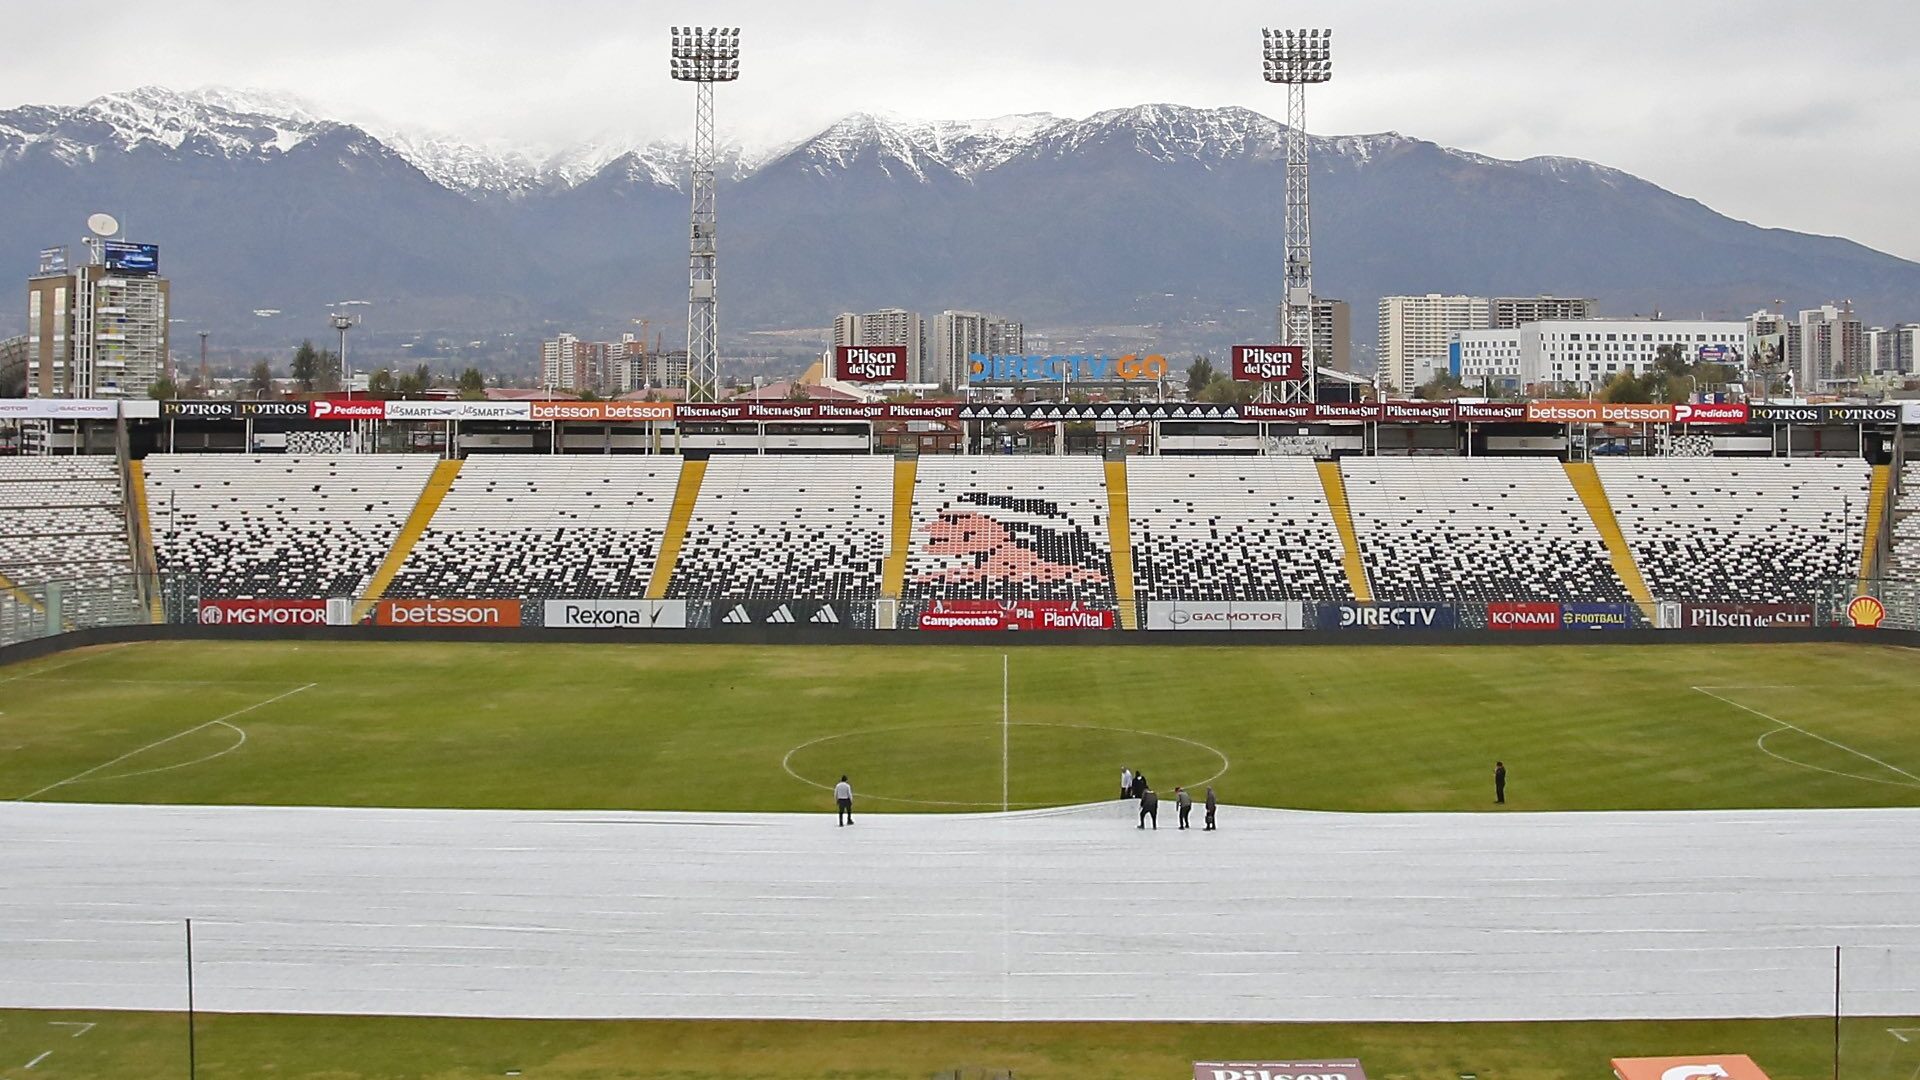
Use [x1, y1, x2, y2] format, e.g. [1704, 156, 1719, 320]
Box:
[87, 213, 119, 237]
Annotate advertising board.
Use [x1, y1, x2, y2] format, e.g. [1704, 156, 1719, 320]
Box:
[835, 345, 909, 383]
[1561, 603, 1638, 630]
[542, 599, 688, 629]
[309, 399, 387, 421]
[1526, 401, 1675, 424]
[966, 352, 1169, 385]
[1678, 603, 1812, 629]
[1230, 344, 1306, 383]
[1454, 401, 1530, 423]
[1747, 403, 1898, 424]
[1144, 601, 1306, 631]
[0, 399, 120, 419]
[1195, 1061, 1367, 1080]
[1671, 403, 1749, 424]
[102, 240, 160, 273]
[1315, 604, 1456, 630]
[385, 400, 534, 421]
[1486, 601, 1561, 630]
[918, 600, 1115, 631]
[197, 599, 329, 626]
[161, 399, 318, 420]
[374, 599, 521, 627]
[1846, 595, 1886, 629]
[712, 600, 855, 627]
[1610, 1056, 1771, 1080]
[529, 400, 674, 422]
[1380, 400, 1456, 423]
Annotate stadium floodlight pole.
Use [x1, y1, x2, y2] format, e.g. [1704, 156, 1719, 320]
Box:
[330, 312, 358, 399]
[1262, 27, 1331, 406]
[670, 25, 741, 404]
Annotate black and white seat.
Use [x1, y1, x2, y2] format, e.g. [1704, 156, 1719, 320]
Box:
[1598, 458, 1868, 603]
[387, 458, 681, 601]
[902, 458, 1115, 606]
[1343, 458, 1631, 604]
[1886, 463, 1920, 581]
[0, 456, 140, 626]
[1126, 456, 1351, 602]
[668, 456, 890, 603]
[144, 454, 436, 599]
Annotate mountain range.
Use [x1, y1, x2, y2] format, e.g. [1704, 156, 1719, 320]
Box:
[3, 86, 1917, 366]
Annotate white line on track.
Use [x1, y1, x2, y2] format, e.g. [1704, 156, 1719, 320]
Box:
[0, 643, 132, 686]
[46, 1022, 93, 1038]
[24, 1050, 51, 1069]
[1693, 685, 1920, 788]
[1002, 653, 1010, 815]
[12, 682, 314, 802]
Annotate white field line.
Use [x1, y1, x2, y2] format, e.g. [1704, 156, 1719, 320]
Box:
[24, 1050, 51, 1069]
[46, 1022, 93, 1038]
[13, 683, 314, 802]
[1889, 1027, 1920, 1043]
[1693, 685, 1920, 788]
[1002, 653, 1010, 815]
[0, 643, 132, 686]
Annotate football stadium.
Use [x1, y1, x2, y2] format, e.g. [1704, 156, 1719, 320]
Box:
[3, 440, 1920, 1080]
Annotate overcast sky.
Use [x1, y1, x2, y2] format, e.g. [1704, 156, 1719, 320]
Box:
[8, 0, 1918, 259]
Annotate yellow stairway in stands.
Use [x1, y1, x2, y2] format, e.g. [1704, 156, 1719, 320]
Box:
[126, 458, 163, 622]
[879, 457, 918, 601]
[1564, 462, 1656, 620]
[1858, 463, 1891, 594]
[645, 459, 708, 600]
[351, 459, 463, 623]
[0, 568, 45, 615]
[1103, 459, 1138, 630]
[1316, 462, 1373, 602]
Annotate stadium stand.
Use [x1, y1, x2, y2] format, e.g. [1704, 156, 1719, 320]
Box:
[1597, 458, 1870, 603]
[1125, 456, 1352, 601]
[385, 457, 682, 601]
[1342, 457, 1632, 603]
[0, 456, 141, 625]
[667, 456, 891, 603]
[1887, 464, 1920, 581]
[144, 454, 437, 599]
[902, 457, 1116, 607]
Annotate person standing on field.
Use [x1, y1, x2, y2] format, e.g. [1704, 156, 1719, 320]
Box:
[1132, 771, 1148, 799]
[1204, 786, 1217, 831]
[1175, 786, 1192, 830]
[1494, 761, 1507, 805]
[1138, 787, 1159, 830]
[835, 775, 855, 826]
[1121, 767, 1133, 800]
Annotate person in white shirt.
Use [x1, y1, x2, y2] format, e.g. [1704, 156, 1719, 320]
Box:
[834, 775, 854, 826]
[1120, 767, 1133, 800]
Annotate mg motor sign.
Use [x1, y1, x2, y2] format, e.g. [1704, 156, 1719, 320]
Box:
[374, 599, 521, 627]
[919, 600, 1115, 631]
[1317, 603, 1456, 629]
[1486, 601, 1561, 630]
[1195, 1061, 1366, 1080]
[542, 599, 688, 629]
[1672, 402, 1749, 424]
[198, 599, 328, 626]
[1611, 1056, 1772, 1080]
[835, 345, 908, 383]
[1145, 601, 1306, 630]
[1679, 603, 1812, 629]
[310, 399, 387, 421]
[1230, 344, 1305, 382]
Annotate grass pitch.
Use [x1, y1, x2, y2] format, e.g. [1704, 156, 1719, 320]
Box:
[2, 640, 1918, 812]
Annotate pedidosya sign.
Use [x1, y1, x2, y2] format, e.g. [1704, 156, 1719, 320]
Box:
[967, 352, 1169, 384]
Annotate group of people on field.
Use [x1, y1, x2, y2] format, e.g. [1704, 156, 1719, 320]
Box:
[1120, 766, 1214, 832]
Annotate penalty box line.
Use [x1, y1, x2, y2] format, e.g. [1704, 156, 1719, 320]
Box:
[11, 682, 317, 802]
[1691, 685, 1920, 787]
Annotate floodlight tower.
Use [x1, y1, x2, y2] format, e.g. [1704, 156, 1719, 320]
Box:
[670, 25, 740, 403]
[330, 311, 359, 397]
[1263, 27, 1332, 404]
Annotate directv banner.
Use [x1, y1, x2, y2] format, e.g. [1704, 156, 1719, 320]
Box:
[1560, 603, 1638, 630]
[1315, 603, 1457, 630]
[1145, 601, 1306, 630]
[542, 599, 688, 629]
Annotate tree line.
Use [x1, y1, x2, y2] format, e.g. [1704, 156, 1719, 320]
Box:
[147, 340, 488, 400]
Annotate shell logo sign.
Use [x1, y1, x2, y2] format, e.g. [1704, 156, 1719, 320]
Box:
[1847, 595, 1887, 629]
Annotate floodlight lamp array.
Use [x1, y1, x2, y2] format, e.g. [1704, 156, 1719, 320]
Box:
[669, 25, 742, 82]
[1261, 27, 1333, 84]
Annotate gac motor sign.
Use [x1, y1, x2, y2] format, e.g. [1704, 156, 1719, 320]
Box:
[1230, 344, 1306, 382]
[374, 599, 521, 627]
[835, 345, 908, 383]
[198, 599, 328, 626]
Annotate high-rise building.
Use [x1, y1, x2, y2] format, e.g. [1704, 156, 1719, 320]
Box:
[26, 242, 170, 398]
[1792, 304, 1866, 389]
[1454, 320, 1747, 391]
[832, 309, 928, 383]
[933, 311, 1025, 390]
[1273, 297, 1351, 372]
[1378, 295, 1491, 393]
[539, 333, 586, 392]
[1491, 295, 1597, 329]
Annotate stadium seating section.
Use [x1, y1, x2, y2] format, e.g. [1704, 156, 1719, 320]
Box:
[144, 454, 436, 599]
[0, 456, 140, 626]
[1888, 462, 1920, 582]
[1126, 456, 1351, 601]
[387, 458, 681, 601]
[1341, 458, 1632, 604]
[668, 456, 890, 603]
[902, 457, 1116, 607]
[1598, 458, 1869, 603]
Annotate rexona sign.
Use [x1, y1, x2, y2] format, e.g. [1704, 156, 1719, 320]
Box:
[966, 352, 1170, 385]
[198, 599, 328, 626]
[1194, 1061, 1367, 1080]
[374, 599, 521, 627]
[1230, 344, 1306, 382]
[542, 599, 689, 629]
[835, 345, 908, 383]
[1317, 604, 1456, 630]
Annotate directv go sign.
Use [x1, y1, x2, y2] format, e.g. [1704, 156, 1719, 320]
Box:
[967, 352, 1171, 385]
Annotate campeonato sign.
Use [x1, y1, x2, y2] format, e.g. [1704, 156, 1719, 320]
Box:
[919, 600, 1115, 631]
[835, 345, 908, 383]
[374, 599, 521, 627]
[1195, 1061, 1367, 1080]
[1145, 601, 1306, 631]
[198, 599, 328, 626]
[1611, 1056, 1772, 1080]
[543, 599, 688, 628]
[1230, 344, 1305, 383]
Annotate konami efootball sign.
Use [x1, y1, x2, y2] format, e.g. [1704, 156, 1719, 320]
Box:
[1231, 344, 1306, 382]
[835, 345, 908, 383]
[1195, 1061, 1366, 1080]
